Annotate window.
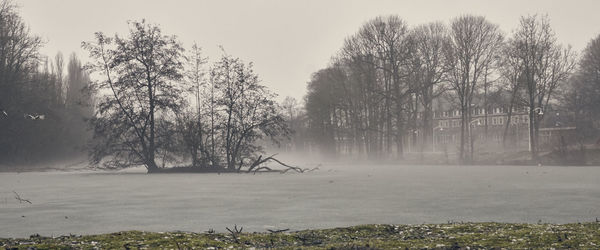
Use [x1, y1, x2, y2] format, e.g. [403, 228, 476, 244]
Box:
[452, 120, 460, 127]
[440, 120, 450, 128]
[498, 117, 504, 125]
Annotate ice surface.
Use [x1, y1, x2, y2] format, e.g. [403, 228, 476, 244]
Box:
[1, 164, 599, 237]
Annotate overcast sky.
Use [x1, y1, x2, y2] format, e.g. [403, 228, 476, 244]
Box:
[17, 0, 600, 102]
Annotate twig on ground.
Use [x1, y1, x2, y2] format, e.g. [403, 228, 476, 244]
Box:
[226, 224, 243, 243]
[13, 191, 31, 204]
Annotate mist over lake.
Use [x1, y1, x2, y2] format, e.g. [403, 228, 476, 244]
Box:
[2, 0, 600, 248]
[2, 164, 599, 238]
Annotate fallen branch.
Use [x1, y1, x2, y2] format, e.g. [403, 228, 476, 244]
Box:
[226, 224, 243, 243]
[247, 154, 311, 174]
[13, 191, 31, 204]
[308, 167, 319, 172]
[268, 157, 304, 173]
[247, 154, 274, 172]
[305, 165, 320, 172]
[253, 166, 277, 175]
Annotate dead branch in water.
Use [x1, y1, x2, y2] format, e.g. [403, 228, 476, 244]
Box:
[13, 191, 31, 204]
[253, 166, 277, 175]
[248, 154, 317, 174]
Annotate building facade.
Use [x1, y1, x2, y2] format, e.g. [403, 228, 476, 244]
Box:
[432, 106, 576, 153]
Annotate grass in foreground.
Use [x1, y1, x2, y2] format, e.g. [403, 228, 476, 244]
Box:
[2, 222, 600, 249]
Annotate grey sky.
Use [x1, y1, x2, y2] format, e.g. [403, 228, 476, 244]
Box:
[17, 0, 600, 101]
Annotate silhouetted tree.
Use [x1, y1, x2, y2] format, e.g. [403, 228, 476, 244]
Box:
[83, 20, 186, 172]
[445, 15, 503, 163]
[176, 43, 209, 167]
[210, 53, 290, 170]
[511, 15, 576, 160]
[409, 22, 452, 151]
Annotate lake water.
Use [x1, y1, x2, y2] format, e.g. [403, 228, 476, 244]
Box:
[1, 164, 599, 238]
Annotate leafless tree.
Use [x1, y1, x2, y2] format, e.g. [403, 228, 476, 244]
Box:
[177, 43, 209, 167]
[409, 22, 452, 151]
[445, 15, 503, 163]
[335, 15, 415, 158]
[52, 52, 65, 106]
[512, 14, 576, 160]
[498, 41, 526, 148]
[0, 0, 42, 111]
[210, 53, 290, 170]
[83, 20, 186, 172]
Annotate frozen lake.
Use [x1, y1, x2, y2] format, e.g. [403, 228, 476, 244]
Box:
[1, 164, 599, 238]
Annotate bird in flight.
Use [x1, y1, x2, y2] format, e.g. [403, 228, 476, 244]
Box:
[24, 114, 45, 120]
[0, 108, 7, 117]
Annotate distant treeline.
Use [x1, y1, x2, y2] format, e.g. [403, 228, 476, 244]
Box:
[301, 14, 600, 163]
[0, 1, 93, 165]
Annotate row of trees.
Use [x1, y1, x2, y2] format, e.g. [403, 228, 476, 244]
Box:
[0, 0, 93, 165]
[84, 21, 289, 172]
[304, 14, 582, 163]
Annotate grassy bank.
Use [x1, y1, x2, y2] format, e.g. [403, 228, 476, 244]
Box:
[2, 222, 600, 249]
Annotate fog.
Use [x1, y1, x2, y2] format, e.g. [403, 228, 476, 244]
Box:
[1, 164, 599, 238]
[2, 1, 600, 244]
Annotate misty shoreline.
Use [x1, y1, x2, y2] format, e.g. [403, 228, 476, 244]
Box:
[2, 155, 599, 174]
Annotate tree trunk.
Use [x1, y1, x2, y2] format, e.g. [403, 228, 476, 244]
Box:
[459, 102, 466, 164]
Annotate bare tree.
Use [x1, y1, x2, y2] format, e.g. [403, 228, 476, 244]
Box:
[512, 14, 576, 160]
[409, 22, 452, 151]
[304, 66, 344, 157]
[339, 15, 414, 158]
[53, 52, 65, 106]
[210, 53, 290, 170]
[66, 53, 93, 116]
[83, 20, 186, 172]
[177, 43, 209, 167]
[498, 42, 525, 149]
[445, 15, 503, 163]
[0, 0, 42, 111]
[0, 0, 44, 163]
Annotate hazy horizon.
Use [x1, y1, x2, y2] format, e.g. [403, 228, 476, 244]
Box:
[17, 0, 600, 101]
